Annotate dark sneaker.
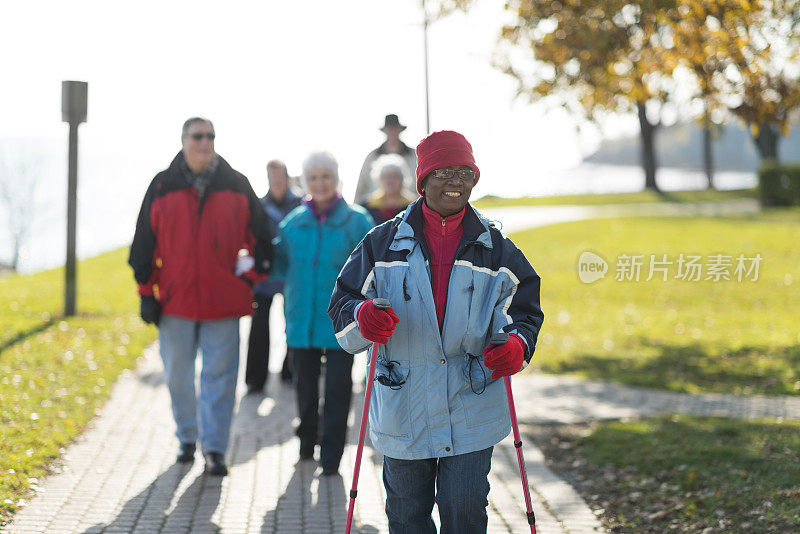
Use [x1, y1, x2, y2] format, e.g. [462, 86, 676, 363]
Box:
[176, 443, 196, 464]
[246, 383, 264, 395]
[280, 354, 293, 384]
[203, 452, 228, 476]
[299, 446, 315, 461]
[280, 368, 292, 384]
[321, 466, 339, 477]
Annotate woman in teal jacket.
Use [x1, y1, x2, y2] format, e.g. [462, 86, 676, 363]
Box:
[272, 151, 374, 476]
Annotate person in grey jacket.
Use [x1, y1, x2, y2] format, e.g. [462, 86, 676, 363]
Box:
[329, 130, 544, 532]
[353, 114, 418, 204]
[245, 160, 302, 393]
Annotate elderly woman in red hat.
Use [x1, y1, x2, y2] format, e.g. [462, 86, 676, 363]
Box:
[330, 130, 544, 532]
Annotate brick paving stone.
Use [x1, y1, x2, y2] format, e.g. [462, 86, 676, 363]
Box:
[21, 301, 766, 532]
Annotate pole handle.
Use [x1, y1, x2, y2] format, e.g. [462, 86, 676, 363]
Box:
[373, 297, 392, 310]
[490, 332, 509, 345]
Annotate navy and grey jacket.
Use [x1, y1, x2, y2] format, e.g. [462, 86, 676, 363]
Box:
[328, 198, 544, 460]
[255, 189, 302, 298]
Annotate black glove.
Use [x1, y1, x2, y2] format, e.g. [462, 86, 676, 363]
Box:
[140, 295, 161, 325]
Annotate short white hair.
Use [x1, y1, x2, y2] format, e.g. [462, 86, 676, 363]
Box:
[371, 153, 411, 183]
[302, 151, 339, 187]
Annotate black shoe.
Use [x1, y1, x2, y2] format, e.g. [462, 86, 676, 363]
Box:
[299, 447, 314, 461]
[246, 383, 264, 395]
[203, 452, 228, 476]
[280, 368, 292, 384]
[321, 466, 339, 477]
[176, 443, 196, 464]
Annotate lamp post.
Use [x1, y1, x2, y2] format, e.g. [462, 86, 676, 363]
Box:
[61, 80, 88, 317]
[422, 0, 431, 134]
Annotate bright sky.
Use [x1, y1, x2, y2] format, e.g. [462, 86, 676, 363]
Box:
[0, 0, 615, 197]
[1, 0, 648, 270]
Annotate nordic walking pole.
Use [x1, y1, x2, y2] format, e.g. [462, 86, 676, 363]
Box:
[346, 298, 392, 534]
[490, 332, 537, 534]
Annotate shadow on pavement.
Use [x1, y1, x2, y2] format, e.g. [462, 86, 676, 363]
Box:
[81, 462, 225, 533]
[258, 460, 380, 534]
[136, 369, 165, 388]
[229, 373, 297, 469]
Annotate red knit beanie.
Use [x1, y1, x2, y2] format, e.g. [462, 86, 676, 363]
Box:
[415, 130, 480, 195]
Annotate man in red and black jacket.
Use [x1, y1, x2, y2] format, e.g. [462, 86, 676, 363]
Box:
[128, 117, 273, 476]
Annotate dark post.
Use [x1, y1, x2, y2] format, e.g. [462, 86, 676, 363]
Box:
[61, 81, 88, 317]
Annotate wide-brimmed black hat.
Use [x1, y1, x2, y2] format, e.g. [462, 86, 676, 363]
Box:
[380, 114, 407, 131]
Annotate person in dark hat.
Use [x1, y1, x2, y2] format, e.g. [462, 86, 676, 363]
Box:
[353, 114, 418, 205]
[330, 130, 544, 532]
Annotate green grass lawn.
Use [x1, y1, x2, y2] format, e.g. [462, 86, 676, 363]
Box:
[514, 210, 800, 395]
[0, 248, 156, 524]
[531, 416, 800, 532]
[474, 188, 757, 208]
[0, 268, 60, 350]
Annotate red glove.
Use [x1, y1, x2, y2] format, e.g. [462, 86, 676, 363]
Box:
[356, 299, 400, 344]
[482, 333, 526, 379]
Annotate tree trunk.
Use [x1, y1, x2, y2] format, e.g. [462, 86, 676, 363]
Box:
[12, 235, 20, 272]
[637, 102, 660, 191]
[703, 119, 715, 190]
[754, 123, 779, 162]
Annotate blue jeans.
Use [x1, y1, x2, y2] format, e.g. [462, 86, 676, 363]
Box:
[383, 446, 493, 533]
[158, 315, 239, 454]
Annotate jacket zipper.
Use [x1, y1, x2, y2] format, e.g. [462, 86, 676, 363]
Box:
[440, 217, 447, 297]
[441, 239, 480, 331]
[309, 220, 323, 343]
[193, 190, 202, 316]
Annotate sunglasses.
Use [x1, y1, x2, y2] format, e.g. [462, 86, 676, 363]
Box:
[189, 132, 215, 141]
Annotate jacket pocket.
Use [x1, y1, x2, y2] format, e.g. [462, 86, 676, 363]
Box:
[462, 353, 491, 395]
[459, 354, 506, 429]
[368, 359, 412, 439]
[161, 279, 176, 305]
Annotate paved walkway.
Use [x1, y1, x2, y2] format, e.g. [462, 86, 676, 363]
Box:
[8, 326, 796, 534]
[4, 199, 771, 534]
[512, 374, 800, 424]
[4, 321, 602, 534]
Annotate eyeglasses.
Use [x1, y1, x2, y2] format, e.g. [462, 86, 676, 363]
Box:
[430, 168, 476, 182]
[189, 132, 215, 141]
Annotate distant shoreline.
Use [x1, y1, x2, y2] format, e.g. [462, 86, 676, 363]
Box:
[0, 163, 757, 275]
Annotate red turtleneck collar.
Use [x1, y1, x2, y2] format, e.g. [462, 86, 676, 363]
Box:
[421, 201, 465, 235]
[421, 200, 465, 331]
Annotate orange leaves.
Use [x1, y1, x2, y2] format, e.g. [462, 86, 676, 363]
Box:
[434, 0, 799, 150]
[482, 0, 688, 117]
